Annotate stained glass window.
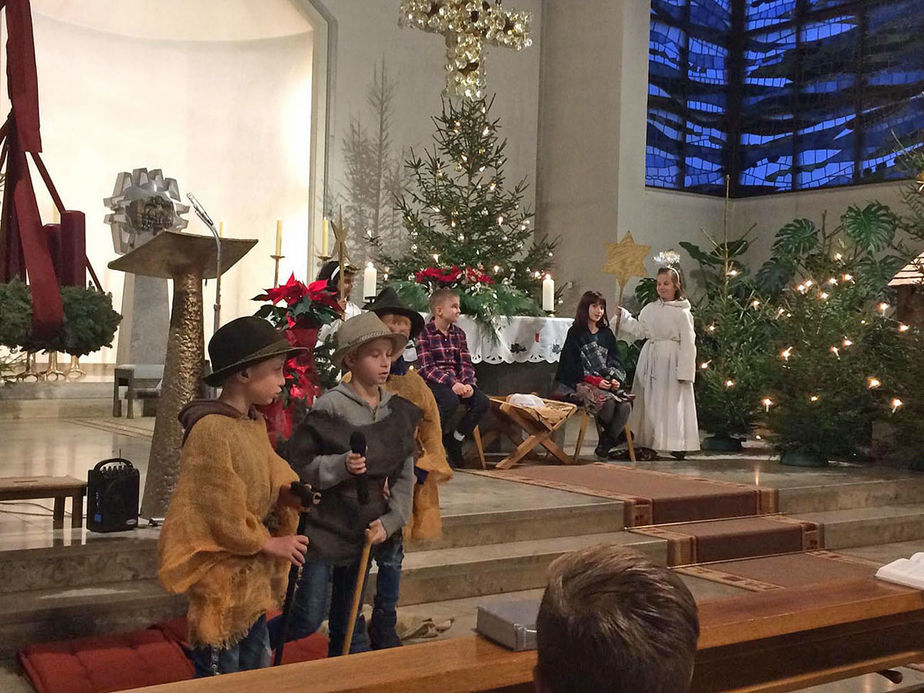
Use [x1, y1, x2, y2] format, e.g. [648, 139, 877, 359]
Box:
[646, 0, 924, 196]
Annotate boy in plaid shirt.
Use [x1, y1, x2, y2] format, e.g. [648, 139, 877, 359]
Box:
[416, 288, 489, 467]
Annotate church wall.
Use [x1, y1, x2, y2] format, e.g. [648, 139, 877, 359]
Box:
[536, 0, 912, 312]
[24, 2, 314, 363]
[318, 0, 542, 270]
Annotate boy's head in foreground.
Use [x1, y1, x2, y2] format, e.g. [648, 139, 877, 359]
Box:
[535, 545, 699, 693]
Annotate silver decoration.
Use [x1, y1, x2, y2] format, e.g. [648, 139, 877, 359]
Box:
[104, 168, 190, 254]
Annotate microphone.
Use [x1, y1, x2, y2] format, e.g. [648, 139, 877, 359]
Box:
[186, 192, 215, 228]
[350, 431, 369, 506]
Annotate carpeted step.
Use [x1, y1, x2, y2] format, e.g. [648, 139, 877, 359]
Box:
[631, 515, 821, 566]
[675, 550, 880, 592]
[788, 504, 924, 549]
[471, 463, 777, 526]
[0, 578, 185, 659]
[377, 530, 666, 606]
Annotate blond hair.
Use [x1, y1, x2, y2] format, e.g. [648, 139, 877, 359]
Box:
[536, 545, 699, 692]
[428, 287, 459, 313]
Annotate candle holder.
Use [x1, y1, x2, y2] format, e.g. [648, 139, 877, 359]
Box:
[65, 355, 86, 381]
[271, 254, 285, 288]
[39, 352, 66, 381]
[15, 351, 40, 382]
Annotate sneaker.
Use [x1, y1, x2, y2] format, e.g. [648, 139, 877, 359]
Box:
[444, 434, 464, 468]
[670, 451, 686, 460]
[594, 436, 614, 460]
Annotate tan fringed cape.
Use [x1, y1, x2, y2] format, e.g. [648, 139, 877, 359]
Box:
[158, 413, 298, 648]
[387, 371, 454, 540]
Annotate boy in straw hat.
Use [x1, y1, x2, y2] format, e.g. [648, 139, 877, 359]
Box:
[269, 312, 422, 656]
[158, 316, 312, 677]
[359, 287, 454, 648]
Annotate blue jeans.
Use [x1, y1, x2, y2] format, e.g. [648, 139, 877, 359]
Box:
[266, 557, 371, 658]
[189, 614, 270, 677]
[373, 533, 404, 614]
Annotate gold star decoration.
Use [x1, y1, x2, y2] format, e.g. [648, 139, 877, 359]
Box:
[602, 231, 650, 287]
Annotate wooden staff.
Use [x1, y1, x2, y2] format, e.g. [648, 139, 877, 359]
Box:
[342, 532, 374, 655]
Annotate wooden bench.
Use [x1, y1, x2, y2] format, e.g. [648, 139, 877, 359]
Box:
[127, 578, 924, 693]
[0, 475, 86, 529]
[112, 364, 163, 419]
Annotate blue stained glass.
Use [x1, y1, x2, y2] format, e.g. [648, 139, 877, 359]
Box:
[647, 0, 924, 195]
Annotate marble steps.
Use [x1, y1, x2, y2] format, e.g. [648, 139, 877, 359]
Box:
[789, 503, 924, 550]
[777, 477, 924, 514]
[372, 530, 666, 606]
[0, 382, 114, 419]
[406, 501, 624, 552]
[0, 533, 159, 595]
[0, 578, 185, 659]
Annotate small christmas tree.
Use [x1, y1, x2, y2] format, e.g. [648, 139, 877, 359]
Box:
[673, 238, 777, 447]
[377, 96, 557, 324]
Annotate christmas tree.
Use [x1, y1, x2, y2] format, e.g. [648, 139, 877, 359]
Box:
[673, 238, 777, 447]
[377, 96, 557, 324]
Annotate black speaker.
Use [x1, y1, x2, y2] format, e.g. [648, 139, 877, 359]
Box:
[87, 458, 139, 532]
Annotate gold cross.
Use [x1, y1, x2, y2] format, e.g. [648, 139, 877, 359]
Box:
[400, 0, 532, 99]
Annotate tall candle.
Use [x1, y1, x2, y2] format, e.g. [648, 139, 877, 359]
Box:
[218, 220, 224, 238]
[321, 219, 330, 256]
[542, 274, 555, 312]
[363, 262, 378, 300]
[275, 219, 283, 255]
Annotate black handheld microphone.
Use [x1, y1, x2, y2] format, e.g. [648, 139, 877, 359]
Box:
[350, 431, 369, 505]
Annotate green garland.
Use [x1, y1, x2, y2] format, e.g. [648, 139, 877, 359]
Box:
[0, 282, 121, 356]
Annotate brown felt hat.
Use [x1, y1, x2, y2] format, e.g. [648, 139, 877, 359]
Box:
[204, 316, 306, 387]
[331, 312, 408, 370]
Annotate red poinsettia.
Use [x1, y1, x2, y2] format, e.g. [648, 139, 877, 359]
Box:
[464, 267, 494, 285]
[415, 265, 462, 284]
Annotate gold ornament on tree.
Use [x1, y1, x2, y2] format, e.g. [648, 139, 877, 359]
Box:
[602, 230, 650, 332]
[916, 171, 924, 195]
[399, 0, 532, 100]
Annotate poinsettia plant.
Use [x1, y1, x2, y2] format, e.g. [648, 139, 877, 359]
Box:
[252, 274, 341, 445]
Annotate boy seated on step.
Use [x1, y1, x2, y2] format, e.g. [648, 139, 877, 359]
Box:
[416, 287, 489, 467]
[535, 545, 699, 693]
[158, 316, 311, 677]
[270, 312, 422, 657]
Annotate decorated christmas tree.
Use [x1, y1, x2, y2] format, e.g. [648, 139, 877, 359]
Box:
[758, 203, 910, 465]
[376, 96, 557, 324]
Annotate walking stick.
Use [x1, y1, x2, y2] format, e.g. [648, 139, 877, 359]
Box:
[273, 482, 320, 666]
[342, 531, 375, 656]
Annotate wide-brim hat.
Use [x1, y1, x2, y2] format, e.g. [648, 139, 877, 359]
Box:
[204, 316, 306, 387]
[362, 287, 425, 338]
[331, 312, 408, 370]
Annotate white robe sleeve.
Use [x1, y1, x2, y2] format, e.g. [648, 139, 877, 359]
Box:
[677, 308, 697, 382]
[611, 307, 648, 341]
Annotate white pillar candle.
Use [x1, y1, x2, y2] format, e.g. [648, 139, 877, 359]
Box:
[321, 218, 330, 256]
[363, 261, 378, 299]
[542, 274, 555, 312]
[275, 219, 283, 255]
[218, 220, 224, 238]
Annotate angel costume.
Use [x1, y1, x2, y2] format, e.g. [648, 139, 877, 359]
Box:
[613, 299, 700, 452]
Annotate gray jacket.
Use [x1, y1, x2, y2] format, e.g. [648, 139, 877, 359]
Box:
[297, 382, 415, 539]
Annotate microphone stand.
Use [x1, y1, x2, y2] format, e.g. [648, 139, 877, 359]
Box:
[186, 193, 222, 337]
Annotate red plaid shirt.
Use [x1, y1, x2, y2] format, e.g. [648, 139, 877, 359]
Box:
[416, 320, 477, 387]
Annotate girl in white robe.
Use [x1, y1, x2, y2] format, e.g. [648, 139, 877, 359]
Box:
[612, 267, 700, 457]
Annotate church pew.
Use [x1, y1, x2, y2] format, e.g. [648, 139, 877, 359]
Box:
[128, 577, 924, 693]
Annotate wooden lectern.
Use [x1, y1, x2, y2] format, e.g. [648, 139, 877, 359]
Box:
[109, 231, 257, 520]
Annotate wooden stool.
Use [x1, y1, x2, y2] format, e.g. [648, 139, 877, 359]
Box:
[0, 475, 87, 529]
[573, 410, 637, 465]
[112, 364, 163, 419]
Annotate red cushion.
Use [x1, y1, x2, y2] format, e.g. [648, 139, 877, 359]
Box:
[19, 629, 193, 693]
[20, 614, 328, 693]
